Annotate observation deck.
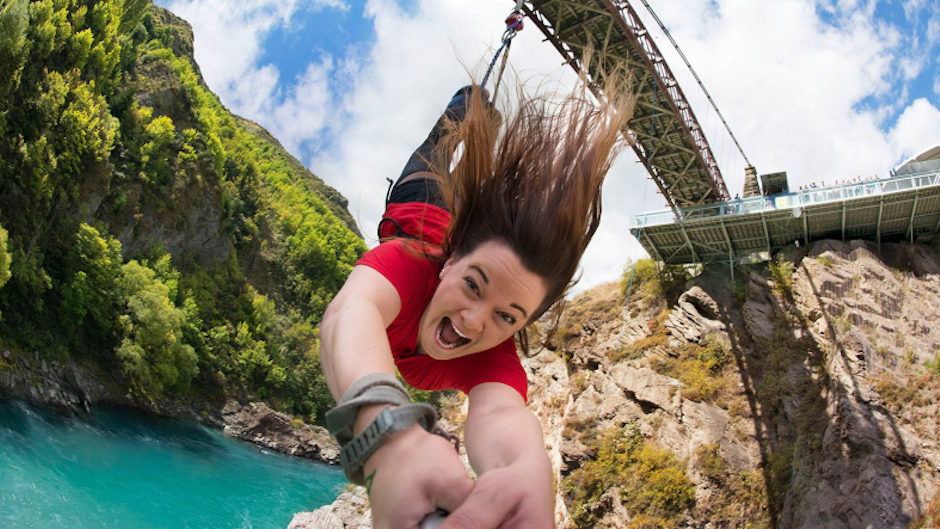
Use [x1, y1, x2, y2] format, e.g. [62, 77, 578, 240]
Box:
[631, 169, 940, 265]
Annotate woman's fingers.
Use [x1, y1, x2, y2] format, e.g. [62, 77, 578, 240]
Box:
[364, 426, 474, 529]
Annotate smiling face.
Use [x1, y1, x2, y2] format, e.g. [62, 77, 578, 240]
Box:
[417, 240, 546, 360]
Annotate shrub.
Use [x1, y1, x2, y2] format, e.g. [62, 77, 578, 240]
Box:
[116, 260, 198, 395]
[815, 254, 834, 268]
[649, 337, 733, 405]
[0, 225, 10, 320]
[926, 353, 940, 377]
[621, 258, 659, 297]
[621, 259, 690, 304]
[0, 224, 9, 288]
[768, 254, 795, 296]
[616, 332, 668, 362]
[563, 424, 694, 527]
[694, 442, 725, 482]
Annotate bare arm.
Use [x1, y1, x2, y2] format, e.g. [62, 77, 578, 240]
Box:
[320, 264, 473, 528]
[320, 265, 400, 402]
[439, 383, 555, 529]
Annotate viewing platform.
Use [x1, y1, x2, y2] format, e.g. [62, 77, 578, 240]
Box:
[630, 168, 940, 266]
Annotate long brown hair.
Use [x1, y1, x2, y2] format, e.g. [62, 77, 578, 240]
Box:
[434, 65, 635, 353]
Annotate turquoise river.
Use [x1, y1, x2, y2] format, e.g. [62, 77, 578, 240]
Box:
[0, 400, 347, 529]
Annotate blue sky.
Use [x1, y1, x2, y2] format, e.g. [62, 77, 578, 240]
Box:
[155, 0, 940, 288]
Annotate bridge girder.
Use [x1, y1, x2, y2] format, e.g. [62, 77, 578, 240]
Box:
[524, 0, 730, 209]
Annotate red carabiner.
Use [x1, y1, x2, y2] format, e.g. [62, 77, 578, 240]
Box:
[505, 12, 524, 32]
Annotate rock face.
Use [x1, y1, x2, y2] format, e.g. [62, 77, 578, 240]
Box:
[531, 239, 940, 529]
[289, 489, 371, 529]
[0, 350, 108, 414]
[0, 351, 340, 468]
[303, 239, 940, 529]
[221, 400, 339, 463]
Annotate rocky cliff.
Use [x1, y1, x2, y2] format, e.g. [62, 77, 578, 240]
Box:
[305, 239, 940, 529]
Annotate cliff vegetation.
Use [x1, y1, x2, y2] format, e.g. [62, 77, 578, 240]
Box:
[0, 0, 365, 422]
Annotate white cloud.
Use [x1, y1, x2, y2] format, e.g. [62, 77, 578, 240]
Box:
[267, 58, 335, 156]
[643, 0, 910, 191]
[928, 11, 940, 45]
[224, 64, 280, 119]
[888, 98, 940, 162]
[161, 0, 347, 133]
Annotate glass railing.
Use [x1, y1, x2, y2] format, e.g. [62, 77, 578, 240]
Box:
[633, 169, 940, 228]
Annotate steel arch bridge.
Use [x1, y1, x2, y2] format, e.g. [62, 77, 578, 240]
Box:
[522, 0, 730, 209]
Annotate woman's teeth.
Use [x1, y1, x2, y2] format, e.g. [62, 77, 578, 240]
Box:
[436, 317, 470, 349]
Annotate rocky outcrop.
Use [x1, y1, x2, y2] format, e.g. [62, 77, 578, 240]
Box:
[221, 400, 339, 463]
[0, 348, 225, 426]
[0, 349, 108, 414]
[289, 488, 371, 529]
[532, 239, 940, 528]
[0, 349, 341, 468]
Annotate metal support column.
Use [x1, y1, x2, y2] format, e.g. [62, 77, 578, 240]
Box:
[907, 190, 919, 243]
[803, 210, 809, 247]
[719, 218, 735, 281]
[677, 220, 699, 263]
[841, 200, 846, 241]
[760, 211, 771, 254]
[876, 196, 884, 253]
[642, 230, 664, 263]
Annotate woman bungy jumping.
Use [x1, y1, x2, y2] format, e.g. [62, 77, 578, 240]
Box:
[320, 64, 635, 529]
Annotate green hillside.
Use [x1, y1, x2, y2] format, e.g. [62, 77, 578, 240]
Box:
[0, 0, 366, 421]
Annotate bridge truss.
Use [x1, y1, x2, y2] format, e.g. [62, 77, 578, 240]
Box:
[523, 0, 730, 209]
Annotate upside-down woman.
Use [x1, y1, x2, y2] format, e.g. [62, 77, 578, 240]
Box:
[320, 70, 633, 529]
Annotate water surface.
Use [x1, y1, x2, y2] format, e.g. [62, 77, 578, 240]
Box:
[0, 400, 347, 529]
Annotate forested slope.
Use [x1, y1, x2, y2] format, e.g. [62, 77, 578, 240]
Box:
[0, 0, 365, 422]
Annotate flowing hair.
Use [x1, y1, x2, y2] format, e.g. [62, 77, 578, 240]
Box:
[433, 63, 635, 353]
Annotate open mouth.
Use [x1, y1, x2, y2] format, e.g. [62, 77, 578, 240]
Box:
[435, 316, 471, 350]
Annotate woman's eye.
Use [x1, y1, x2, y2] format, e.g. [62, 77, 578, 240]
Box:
[464, 278, 479, 295]
[499, 313, 516, 325]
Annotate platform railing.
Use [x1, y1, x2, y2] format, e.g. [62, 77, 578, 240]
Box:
[633, 169, 940, 228]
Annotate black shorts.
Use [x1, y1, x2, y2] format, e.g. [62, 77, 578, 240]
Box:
[386, 177, 445, 209]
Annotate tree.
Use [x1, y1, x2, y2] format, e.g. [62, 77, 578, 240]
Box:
[116, 260, 198, 396]
[0, 0, 30, 104]
[0, 223, 10, 320]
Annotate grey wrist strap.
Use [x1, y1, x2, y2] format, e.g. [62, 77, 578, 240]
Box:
[325, 373, 411, 446]
[325, 373, 459, 484]
[339, 403, 437, 484]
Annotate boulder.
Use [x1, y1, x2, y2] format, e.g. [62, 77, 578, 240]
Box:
[221, 400, 339, 464]
[289, 488, 370, 529]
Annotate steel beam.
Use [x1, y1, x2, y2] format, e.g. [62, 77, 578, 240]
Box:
[525, 0, 729, 212]
[676, 219, 699, 263]
[907, 190, 918, 243]
[760, 211, 771, 254]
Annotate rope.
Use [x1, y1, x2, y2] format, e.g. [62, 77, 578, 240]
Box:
[637, 0, 751, 167]
[481, 6, 525, 101]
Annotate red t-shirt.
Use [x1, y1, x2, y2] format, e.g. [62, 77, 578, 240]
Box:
[356, 202, 528, 401]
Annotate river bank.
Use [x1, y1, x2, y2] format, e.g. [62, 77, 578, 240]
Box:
[0, 348, 339, 465]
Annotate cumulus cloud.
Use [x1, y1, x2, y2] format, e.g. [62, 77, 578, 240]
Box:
[888, 98, 940, 161]
[267, 58, 336, 156]
[160, 0, 347, 142]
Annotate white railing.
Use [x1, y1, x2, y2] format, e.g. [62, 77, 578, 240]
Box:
[633, 169, 940, 228]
